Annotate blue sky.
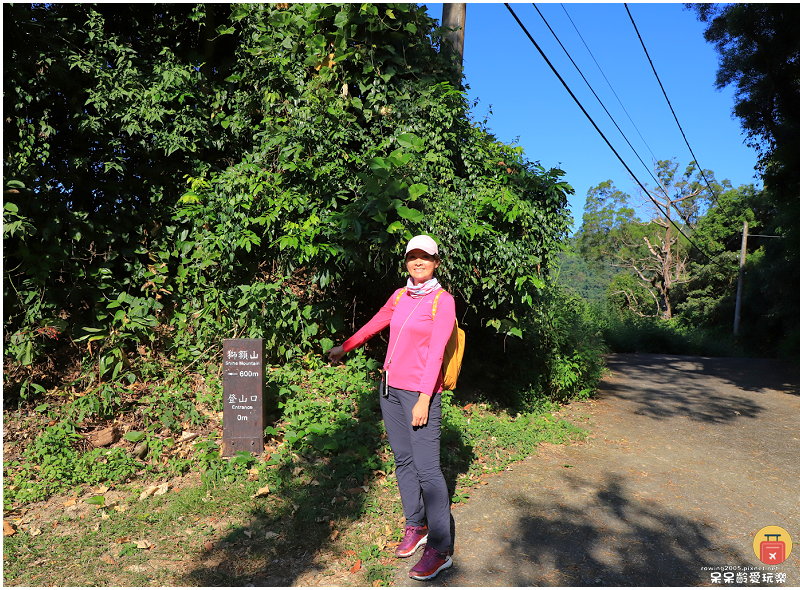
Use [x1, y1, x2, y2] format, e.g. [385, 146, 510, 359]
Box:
[423, 3, 761, 233]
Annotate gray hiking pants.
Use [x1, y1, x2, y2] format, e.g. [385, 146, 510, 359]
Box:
[381, 385, 452, 553]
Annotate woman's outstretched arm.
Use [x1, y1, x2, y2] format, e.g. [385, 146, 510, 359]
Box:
[325, 288, 402, 363]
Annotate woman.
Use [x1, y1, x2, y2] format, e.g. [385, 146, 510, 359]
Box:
[326, 234, 456, 581]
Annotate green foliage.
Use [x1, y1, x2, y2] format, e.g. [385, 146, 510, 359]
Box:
[588, 304, 737, 357]
[577, 180, 639, 267]
[4, 3, 573, 379]
[576, 160, 718, 319]
[360, 542, 394, 585]
[195, 444, 258, 487]
[673, 183, 787, 354]
[459, 286, 606, 409]
[137, 382, 204, 434]
[2, 3, 600, 509]
[554, 248, 619, 304]
[4, 421, 140, 504]
[606, 272, 659, 317]
[691, 4, 800, 191]
[269, 354, 393, 477]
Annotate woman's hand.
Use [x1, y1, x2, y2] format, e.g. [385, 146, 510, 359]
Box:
[411, 393, 431, 427]
[326, 345, 345, 364]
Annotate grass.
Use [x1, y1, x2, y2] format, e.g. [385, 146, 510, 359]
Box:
[3, 377, 588, 586]
[3, 340, 595, 586]
[589, 307, 744, 357]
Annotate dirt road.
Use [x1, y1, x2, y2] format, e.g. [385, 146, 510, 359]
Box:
[393, 353, 800, 586]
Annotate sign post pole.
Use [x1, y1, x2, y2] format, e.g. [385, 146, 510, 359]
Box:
[222, 338, 266, 457]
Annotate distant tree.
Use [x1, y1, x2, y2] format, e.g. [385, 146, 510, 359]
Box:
[674, 184, 765, 327]
[577, 160, 714, 319]
[606, 272, 659, 317]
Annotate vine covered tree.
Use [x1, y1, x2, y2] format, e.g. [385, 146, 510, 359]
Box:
[4, 4, 577, 387]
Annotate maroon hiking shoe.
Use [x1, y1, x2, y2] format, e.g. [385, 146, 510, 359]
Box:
[409, 545, 452, 580]
[394, 525, 428, 558]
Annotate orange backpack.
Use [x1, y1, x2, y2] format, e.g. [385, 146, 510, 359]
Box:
[432, 290, 465, 391]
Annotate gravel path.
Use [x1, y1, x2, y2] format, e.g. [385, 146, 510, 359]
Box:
[392, 353, 800, 586]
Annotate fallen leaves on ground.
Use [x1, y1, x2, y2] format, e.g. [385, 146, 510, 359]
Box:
[138, 482, 169, 501]
[100, 554, 116, 565]
[3, 521, 16, 536]
[350, 559, 361, 573]
[135, 539, 154, 549]
[251, 485, 270, 498]
[138, 486, 158, 501]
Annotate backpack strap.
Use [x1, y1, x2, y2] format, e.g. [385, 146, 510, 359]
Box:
[393, 288, 406, 308]
[432, 289, 443, 319]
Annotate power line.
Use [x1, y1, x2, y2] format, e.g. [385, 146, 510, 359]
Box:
[503, 3, 714, 263]
[623, 3, 729, 222]
[560, 3, 657, 163]
[532, 3, 660, 189]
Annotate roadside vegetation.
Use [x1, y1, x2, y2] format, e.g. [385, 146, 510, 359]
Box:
[3, 348, 591, 586]
[566, 161, 797, 360]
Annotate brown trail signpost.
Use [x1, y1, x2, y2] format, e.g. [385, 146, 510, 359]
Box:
[222, 338, 267, 457]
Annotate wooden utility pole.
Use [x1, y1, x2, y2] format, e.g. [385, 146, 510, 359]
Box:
[441, 3, 466, 80]
[733, 220, 748, 335]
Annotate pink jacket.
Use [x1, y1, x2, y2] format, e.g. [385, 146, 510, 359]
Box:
[342, 287, 456, 396]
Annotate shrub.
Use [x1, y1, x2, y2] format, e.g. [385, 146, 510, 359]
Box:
[590, 304, 739, 357]
[4, 422, 140, 504]
[459, 285, 607, 410]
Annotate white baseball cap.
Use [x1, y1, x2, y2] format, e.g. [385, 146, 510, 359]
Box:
[405, 234, 439, 256]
